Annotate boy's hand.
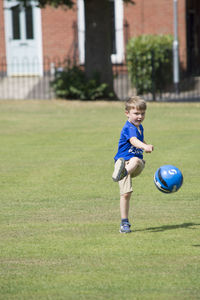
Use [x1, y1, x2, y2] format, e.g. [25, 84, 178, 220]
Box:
[130, 137, 154, 153]
[144, 144, 154, 153]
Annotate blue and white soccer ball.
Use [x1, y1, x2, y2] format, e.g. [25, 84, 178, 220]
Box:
[154, 165, 183, 193]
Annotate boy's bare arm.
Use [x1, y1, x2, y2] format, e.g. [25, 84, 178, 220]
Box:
[129, 137, 154, 153]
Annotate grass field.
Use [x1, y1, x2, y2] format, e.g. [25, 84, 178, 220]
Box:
[0, 100, 200, 300]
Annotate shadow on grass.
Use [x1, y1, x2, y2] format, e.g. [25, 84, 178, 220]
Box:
[135, 222, 200, 233]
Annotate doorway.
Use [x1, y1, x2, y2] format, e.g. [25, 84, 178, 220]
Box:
[4, 0, 43, 76]
[77, 0, 124, 64]
[186, 0, 200, 75]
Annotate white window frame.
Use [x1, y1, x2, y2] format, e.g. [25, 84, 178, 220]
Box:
[77, 0, 124, 64]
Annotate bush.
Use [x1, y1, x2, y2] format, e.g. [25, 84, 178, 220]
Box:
[51, 64, 114, 100]
[126, 35, 173, 96]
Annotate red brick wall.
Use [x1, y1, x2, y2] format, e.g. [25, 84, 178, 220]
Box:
[0, 0, 187, 69]
[124, 0, 187, 67]
[41, 4, 78, 65]
[40, 0, 187, 68]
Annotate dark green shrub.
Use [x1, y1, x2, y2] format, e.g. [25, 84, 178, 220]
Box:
[126, 35, 173, 96]
[51, 64, 114, 100]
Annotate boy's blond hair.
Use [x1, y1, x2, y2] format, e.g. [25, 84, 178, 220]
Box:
[125, 96, 147, 112]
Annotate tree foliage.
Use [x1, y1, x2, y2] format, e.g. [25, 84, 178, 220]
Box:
[17, 0, 134, 8]
[15, 0, 73, 8]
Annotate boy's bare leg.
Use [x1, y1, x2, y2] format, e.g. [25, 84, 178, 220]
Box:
[120, 192, 132, 219]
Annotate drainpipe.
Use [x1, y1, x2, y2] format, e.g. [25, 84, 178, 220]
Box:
[173, 0, 180, 94]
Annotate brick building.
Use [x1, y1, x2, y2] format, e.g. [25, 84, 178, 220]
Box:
[0, 0, 199, 76]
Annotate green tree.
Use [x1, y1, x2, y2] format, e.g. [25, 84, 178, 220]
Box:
[16, 0, 133, 95]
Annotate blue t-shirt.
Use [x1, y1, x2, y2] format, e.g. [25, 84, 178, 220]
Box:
[114, 120, 144, 161]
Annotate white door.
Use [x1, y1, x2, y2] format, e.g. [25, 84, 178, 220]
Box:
[4, 0, 43, 76]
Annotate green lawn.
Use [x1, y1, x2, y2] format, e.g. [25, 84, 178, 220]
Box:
[0, 100, 200, 300]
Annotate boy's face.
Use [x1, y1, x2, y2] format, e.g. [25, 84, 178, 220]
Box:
[125, 107, 146, 127]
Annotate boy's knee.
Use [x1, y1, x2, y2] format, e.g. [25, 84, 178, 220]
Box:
[129, 157, 142, 167]
[121, 192, 132, 200]
[136, 157, 145, 167]
[130, 157, 138, 162]
[130, 158, 145, 178]
[135, 157, 142, 166]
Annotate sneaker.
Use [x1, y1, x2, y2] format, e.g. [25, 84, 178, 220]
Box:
[112, 158, 126, 182]
[119, 222, 131, 233]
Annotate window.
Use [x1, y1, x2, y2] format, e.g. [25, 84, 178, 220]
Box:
[77, 0, 124, 64]
[11, 5, 20, 39]
[110, 0, 116, 54]
[11, 4, 34, 40]
[25, 6, 34, 39]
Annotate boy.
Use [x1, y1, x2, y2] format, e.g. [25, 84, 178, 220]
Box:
[112, 96, 154, 233]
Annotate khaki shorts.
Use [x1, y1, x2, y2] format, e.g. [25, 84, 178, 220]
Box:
[118, 158, 145, 195]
